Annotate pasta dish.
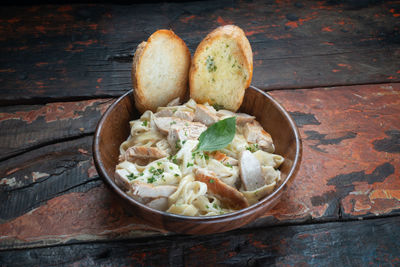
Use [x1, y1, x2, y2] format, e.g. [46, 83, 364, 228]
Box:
[115, 98, 284, 216]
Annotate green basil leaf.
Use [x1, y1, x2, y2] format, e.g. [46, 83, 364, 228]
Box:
[196, 117, 236, 152]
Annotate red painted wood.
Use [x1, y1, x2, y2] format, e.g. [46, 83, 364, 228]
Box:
[0, 99, 113, 160]
[0, 83, 398, 249]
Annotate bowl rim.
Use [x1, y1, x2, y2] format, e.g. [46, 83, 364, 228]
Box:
[93, 86, 302, 222]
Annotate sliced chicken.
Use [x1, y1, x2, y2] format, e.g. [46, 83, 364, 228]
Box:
[212, 151, 238, 166]
[166, 97, 180, 106]
[241, 182, 276, 205]
[216, 110, 255, 125]
[155, 108, 195, 121]
[194, 104, 219, 126]
[167, 123, 207, 150]
[146, 197, 169, 211]
[114, 168, 131, 190]
[131, 182, 177, 199]
[195, 168, 249, 209]
[243, 121, 275, 153]
[123, 146, 167, 162]
[155, 139, 172, 156]
[154, 117, 206, 135]
[239, 150, 266, 191]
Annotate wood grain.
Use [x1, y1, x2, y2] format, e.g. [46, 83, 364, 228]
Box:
[0, 83, 399, 249]
[0, 1, 399, 104]
[0, 99, 112, 161]
[0, 136, 102, 223]
[0, 216, 398, 266]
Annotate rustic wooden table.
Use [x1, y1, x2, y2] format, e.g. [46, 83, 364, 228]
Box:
[0, 1, 399, 266]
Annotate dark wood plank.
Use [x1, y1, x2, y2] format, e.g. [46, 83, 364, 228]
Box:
[0, 216, 399, 266]
[0, 83, 398, 249]
[0, 136, 103, 223]
[0, 0, 399, 104]
[0, 98, 112, 161]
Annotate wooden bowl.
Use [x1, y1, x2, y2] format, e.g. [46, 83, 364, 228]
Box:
[93, 86, 302, 234]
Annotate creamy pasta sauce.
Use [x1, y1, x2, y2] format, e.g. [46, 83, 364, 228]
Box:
[115, 99, 284, 216]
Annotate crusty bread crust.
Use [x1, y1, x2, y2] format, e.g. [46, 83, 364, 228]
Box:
[189, 25, 253, 112]
[132, 41, 147, 112]
[132, 30, 191, 113]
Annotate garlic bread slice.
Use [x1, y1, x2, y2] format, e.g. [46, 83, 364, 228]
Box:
[189, 25, 253, 112]
[132, 29, 191, 113]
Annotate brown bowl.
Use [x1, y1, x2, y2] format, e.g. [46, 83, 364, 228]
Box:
[93, 86, 302, 234]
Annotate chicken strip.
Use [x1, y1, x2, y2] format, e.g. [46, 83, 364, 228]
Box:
[243, 121, 275, 153]
[195, 168, 249, 209]
[212, 151, 238, 166]
[193, 104, 219, 126]
[167, 123, 207, 151]
[216, 109, 255, 125]
[130, 182, 177, 199]
[154, 117, 206, 135]
[239, 150, 266, 191]
[122, 146, 167, 162]
[155, 108, 195, 121]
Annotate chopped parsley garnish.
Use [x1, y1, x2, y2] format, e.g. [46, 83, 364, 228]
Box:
[212, 103, 224, 111]
[225, 162, 233, 168]
[147, 177, 156, 183]
[157, 162, 162, 166]
[172, 108, 177, 113]
[213, 203, 219, 209]
[142, 120, 148, 126]
[209, 179, 215, 183]
[147, 166, 163, 183]
[246, 143, 259, 152]
[174, 173, 179, 177]
[126, 173, 137, 181]
[170, 121, 177, 125]
[175, 141, 181, 150]
[169, 166, 173, 170]
[206, 56, 217, 72]
[204, 153, 210, 160]
[187, 162, 194, 168]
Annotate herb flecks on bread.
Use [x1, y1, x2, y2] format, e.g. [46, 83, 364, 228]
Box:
[132, 29, 191, 113]
[189, 25, 253, 112]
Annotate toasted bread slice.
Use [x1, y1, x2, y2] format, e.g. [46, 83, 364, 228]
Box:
[132, 30, 191, 113]
[189, 25, 253, 112]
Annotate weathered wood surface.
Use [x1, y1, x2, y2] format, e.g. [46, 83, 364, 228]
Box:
[1, 0, 400, 104]
[0, 83, 398, 249]
[0, 216, 399, 266]
[0, 99, 112, 161]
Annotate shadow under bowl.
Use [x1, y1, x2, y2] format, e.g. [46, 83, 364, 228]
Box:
[93, 86, 302, 235]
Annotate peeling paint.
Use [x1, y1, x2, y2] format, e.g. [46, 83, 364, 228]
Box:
[87, 159, 98, 178]
[370, 189, 400, 202]
[0, 177, 18, 187]
[0, 99, 109, 124]
[31, 172, 50, 182]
